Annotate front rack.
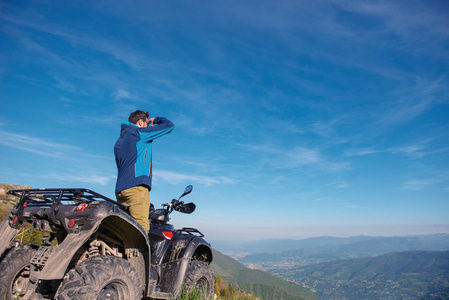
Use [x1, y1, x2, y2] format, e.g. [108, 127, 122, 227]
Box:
[176, 227, 204, 237]
[7, 188, 126, 224]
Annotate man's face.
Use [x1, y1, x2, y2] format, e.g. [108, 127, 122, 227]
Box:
[137, 118, 149, 128]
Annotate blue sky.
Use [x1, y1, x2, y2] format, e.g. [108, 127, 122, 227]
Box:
[1, 0, 448, 240]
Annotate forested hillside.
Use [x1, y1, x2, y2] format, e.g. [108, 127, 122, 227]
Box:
[214, 235, 449, 299]
[289, 250, 449, 299]
[211, 249, 317, 300]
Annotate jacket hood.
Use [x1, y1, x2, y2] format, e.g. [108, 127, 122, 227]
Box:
[120, 122, 138, 133]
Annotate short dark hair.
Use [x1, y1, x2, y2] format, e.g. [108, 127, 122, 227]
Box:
[129, 110, 149, 124]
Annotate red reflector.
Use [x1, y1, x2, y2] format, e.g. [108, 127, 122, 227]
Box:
[67, 219, 75, 228]
[76, 203, 88, 212]
[162, 231, 173, 239]
[13, 216, 18, 224]
[23, 202, 28, 209]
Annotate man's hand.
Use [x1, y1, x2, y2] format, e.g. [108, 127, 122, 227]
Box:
[148, 118, 155, 126]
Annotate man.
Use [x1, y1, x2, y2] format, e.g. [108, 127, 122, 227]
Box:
[114, 110, 174, 232]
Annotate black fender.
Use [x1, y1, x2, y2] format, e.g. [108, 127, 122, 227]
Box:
[156, 235, 213, 297]
[30, 202, 150, 281]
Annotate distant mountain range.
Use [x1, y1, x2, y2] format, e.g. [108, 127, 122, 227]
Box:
[213, 234, 449, 254]
[210, 248, 317, 300]
[211, 235, 449, 299]
[212, 234, 449, 267]
[291, 250, 449, 299]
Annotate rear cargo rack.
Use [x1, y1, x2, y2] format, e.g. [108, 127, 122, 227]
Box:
[7, 188, 126, 224]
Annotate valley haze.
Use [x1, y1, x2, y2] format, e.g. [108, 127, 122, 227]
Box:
[210, 233, 449, 256]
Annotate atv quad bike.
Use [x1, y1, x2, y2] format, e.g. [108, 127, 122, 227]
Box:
[0, 185, 214, 299]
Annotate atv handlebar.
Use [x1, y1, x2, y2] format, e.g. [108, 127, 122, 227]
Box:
[160, 186, 196, 215]
[162, 199, 195, 214]
[161, 199, 182, 211]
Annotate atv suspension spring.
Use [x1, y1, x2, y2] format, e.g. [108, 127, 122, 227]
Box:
[89, 239, 122, 257]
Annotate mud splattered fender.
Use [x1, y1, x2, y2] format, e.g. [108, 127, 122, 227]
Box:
[36, 202, 150, 280]
[157, 236, 212, 297]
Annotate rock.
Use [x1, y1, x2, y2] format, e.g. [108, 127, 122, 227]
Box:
[0, 183, 32, 195]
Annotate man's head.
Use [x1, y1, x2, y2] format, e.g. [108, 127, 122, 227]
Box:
[129, 110, 150, 127]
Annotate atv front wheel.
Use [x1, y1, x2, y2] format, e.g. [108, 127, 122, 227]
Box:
[56, 255, 141, 300]
[0, 246, 36, 299]
[183, 260, 215, 299]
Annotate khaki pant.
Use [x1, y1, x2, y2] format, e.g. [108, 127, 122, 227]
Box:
[116, 185, 150, 232]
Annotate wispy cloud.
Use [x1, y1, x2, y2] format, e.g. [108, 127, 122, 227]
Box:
[378, 76, 449, 126]
[338, 0, 449, 43]
[401, 169, 449, 191]
[345, 148, 380, 157]
[241, 143, 351, 172]
[388, 145, 427, 158]
[155, 170, 237, 186]
[401, 178, 440, 191]
[285, 146, 321, 166]
[41, 173, 114, 186]
[2, 26, 75, 72]
[2, 13, 144, 71]
[0, 130, 109, 162]
[346, 140, 435, 159]
[329, 180, 351, 189]
[0, 130, 78, 159]
[339, 202, 369, 210]
[112, 89, 133, 101]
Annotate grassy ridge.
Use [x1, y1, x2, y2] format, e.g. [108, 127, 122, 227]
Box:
[211, 248, 317, 300]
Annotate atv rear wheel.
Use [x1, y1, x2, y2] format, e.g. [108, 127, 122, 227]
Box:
[56, 255, 141, 300]
[0, 246, 36, 299]
[183, 260, 214, 299]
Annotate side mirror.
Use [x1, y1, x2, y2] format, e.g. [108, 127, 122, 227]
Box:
[176, 202, 196, 214]
[179, 185, 193, 199]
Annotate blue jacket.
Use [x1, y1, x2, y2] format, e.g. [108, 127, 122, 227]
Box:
[114, 117, 174, 194]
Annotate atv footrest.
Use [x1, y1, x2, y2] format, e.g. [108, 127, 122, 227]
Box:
[31, 246, 55, 267]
